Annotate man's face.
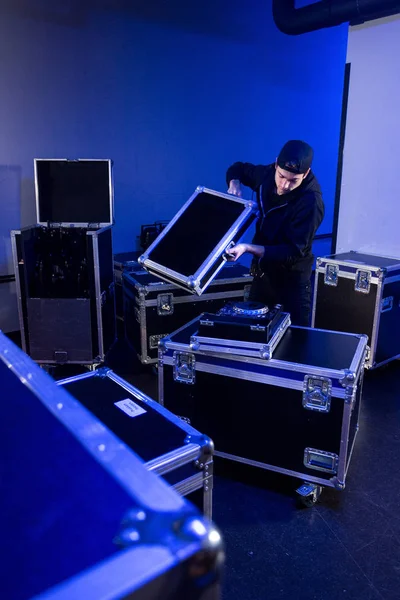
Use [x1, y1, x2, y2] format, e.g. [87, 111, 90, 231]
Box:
[274, 164, 309, 196]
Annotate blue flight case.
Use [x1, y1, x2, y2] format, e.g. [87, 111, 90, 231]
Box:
[0, 331, 223, 600]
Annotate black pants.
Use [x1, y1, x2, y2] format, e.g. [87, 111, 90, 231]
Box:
[248, 271, 312, 326]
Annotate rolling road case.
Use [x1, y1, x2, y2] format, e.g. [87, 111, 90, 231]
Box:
[158, 315, 367, 505]
[312, 250, 400, 369]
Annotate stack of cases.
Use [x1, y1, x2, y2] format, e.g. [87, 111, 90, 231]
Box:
[0, 331, 223, 600]
[190, 305, 291, 360]
[123, 264, 253, 365]
[312, 251, 400, 369]
[158, 316, 367, 496]
[11, 159, 116, 367]
[57, 367, 215, 519]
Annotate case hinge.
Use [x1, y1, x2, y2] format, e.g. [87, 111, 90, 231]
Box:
[173, 351, 196, 384]
[365, 345, 371, 364]
[304, 448, 339, 474]
[355, 269, 371, 294]
[324, 264, 339, 286]
[303, 375, 332, 413]
[157, 293, 174, 316]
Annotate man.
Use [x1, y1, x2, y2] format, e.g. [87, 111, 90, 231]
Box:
[225, 140, 324, 326]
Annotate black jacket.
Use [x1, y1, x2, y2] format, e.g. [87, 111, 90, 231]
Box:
[226, 162, 324, 276]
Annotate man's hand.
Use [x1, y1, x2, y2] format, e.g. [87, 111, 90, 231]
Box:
[227, 179, 242, 197]
[225, 243, 265, 261]
[225, 243, 248, 261]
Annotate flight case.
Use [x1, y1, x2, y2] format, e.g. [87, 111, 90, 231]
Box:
[158, 316, 367, 504]
[123, 264, 253, 364]
[312, 251, 400, 369]
[0, 330, 223, 600]
[138, 186, 258, 295]
[11, 159, 116, 366]
[57, 367, 215, 519]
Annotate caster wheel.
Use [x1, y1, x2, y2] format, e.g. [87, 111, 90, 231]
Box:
[296, 482, 323, 507]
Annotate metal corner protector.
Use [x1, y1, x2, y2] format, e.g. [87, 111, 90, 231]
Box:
[184, 433, 214, 467]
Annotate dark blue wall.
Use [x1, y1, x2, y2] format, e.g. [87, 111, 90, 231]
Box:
[0, 0, 348, 254]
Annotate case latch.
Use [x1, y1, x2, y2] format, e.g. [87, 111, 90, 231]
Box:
[303, 375, 332, 413]
[355, 269, 371, 294]
[304, 448, 339, 474]
[381, 296, 393, 313]
[157, 293, 174, 316]
[149, 333, 168, 349]
[250, 324, 266, 332]
[199, 319, 214, 327]
[173, 352, 196, 384]
[324, 264, 339, 286]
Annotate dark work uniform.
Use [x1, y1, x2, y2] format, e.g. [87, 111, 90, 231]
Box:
[226, 162, 324, 326]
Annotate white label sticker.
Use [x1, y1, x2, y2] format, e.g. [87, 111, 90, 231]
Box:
[114, 398, 146, 418]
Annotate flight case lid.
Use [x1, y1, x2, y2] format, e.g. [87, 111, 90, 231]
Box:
[34, 158, 114, 228]
[139, 186, 258, 296]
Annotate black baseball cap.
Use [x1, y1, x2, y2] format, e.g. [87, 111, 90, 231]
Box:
[277, 140, 314, 174]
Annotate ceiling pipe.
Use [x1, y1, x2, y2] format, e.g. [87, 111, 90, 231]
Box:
[273, 0, 400, 35]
